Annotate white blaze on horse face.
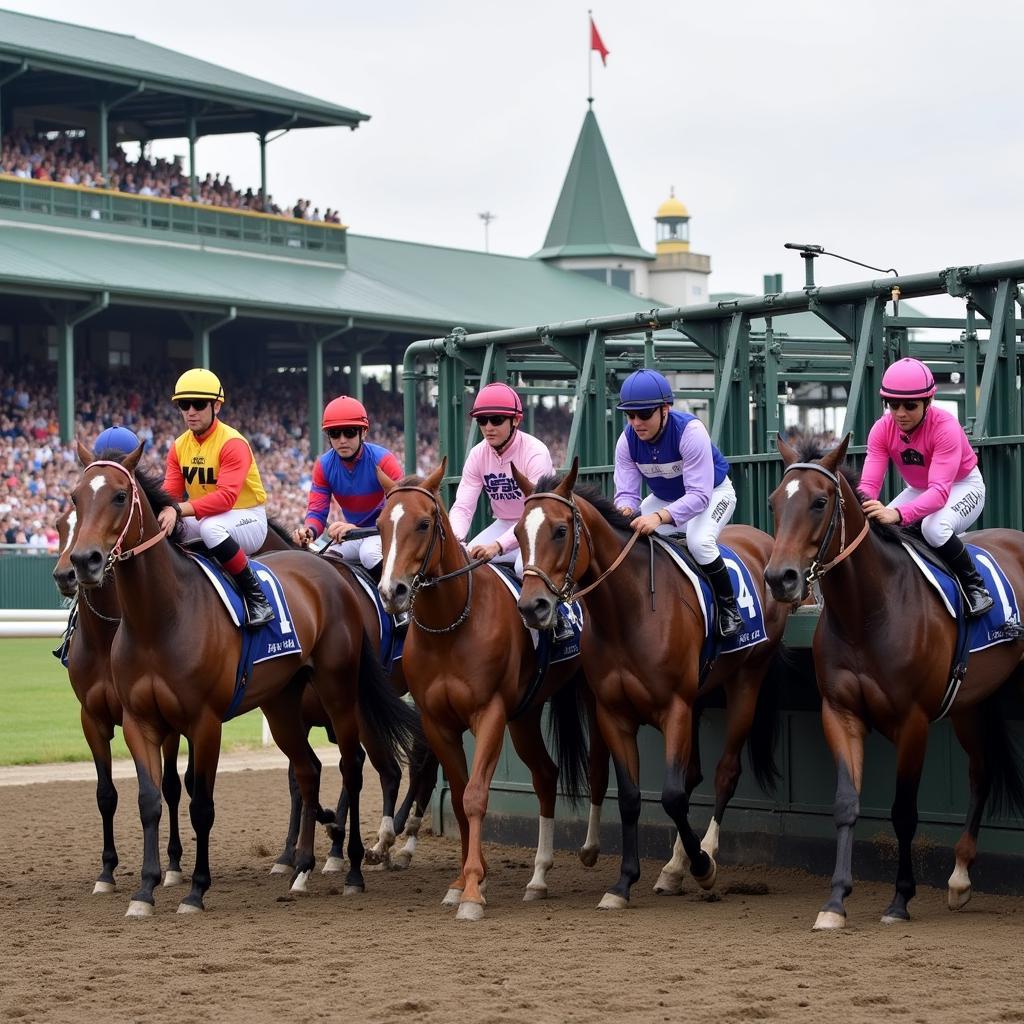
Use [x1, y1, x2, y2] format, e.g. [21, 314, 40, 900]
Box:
[524, 506, 546, 567]
[89, 474, 108, 496]
[380, 502, 405, 592]
[61, 511, 78, 556]
[785, 479, 801, 501]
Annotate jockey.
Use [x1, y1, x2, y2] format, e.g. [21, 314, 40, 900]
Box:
[449, 381, 553, 573]
[157, 368, 274, 629]
[613, 368, 742, 638]
[94, 426, 141, 456]
[860, 357, 993, 617]
[292, 395, 403, 577]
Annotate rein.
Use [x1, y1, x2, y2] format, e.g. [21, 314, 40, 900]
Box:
[782, 461, 871, 584]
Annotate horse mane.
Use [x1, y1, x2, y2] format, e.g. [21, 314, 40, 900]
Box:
[266, 516, 296, 547]
[534, 472, 633, 533]
[95, 449, 176, 515]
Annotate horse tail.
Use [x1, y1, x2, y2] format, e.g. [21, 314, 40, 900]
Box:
[747, 641, 793, 795]
[546, 670, 590, 808]
[979, 683, 1024, 820]
[356, 632, 424, 766]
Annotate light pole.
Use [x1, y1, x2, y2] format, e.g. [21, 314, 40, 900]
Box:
[478, 210, 496, 253]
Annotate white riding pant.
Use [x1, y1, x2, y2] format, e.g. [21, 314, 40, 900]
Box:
[640, 478, 737, 565]
[888, 466, 985, 546]
[467, 518, 523, 575]
[178, 505, 268, 555]
[331, 534, 384, 570]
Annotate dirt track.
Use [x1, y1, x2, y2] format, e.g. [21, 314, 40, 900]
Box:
[2, 760, 1022, 1024]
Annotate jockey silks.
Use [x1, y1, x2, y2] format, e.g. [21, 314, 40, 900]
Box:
[303, 442, 403, 536]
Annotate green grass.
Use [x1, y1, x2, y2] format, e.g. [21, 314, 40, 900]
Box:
[0, 637, 282, 766]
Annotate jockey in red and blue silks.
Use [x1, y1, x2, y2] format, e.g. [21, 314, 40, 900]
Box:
[860, 357, 993, 617]
[612, 368, 742, 638]
[293, 395, 403, 575]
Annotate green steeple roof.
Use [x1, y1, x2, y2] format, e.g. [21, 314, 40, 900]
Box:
[533, 106, 654, 262]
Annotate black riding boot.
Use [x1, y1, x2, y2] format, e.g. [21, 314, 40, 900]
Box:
[704, 556, 743, 638]
[937, 536, 993, 618]
[233, 564, 275, 629]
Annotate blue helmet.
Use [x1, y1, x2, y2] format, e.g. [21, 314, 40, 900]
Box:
[616, 369, 674, 411]
[94, 426, 141, 455]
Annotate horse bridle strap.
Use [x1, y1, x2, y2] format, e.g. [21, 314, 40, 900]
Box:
[85, 459, 151, 567]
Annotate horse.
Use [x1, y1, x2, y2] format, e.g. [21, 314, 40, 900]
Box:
[764, 433, 1024, 929]
[65, 442, 421, 916]
[512, 459, 790, 910]
[375, 459, 605, 921]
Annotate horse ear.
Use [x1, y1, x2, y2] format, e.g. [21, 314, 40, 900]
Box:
[122, 441, 145, 474]
[556, 456, 579, 496]
[76, 441, 95, 467]
[376, 465, 397, 493]
[510, 462, 534, 497]
[776, 433, 799, 467]
[422, 457, 447, 493]
[819, 433, 852, 473]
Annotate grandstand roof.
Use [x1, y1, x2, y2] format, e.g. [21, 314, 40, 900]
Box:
[0, 9, 369, 137]
[0, 221, 655, 333]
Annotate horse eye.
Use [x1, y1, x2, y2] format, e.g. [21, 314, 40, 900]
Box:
[114, 490, 128, 505]
[554, 524, 568, 540]
[812, 495, 828, 511]
[416, 518, 431, 532]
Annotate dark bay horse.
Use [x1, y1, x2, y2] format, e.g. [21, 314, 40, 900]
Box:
[764, 433, 1024, 929]
[513, 461, 791, 910]
[66, 443, 420, 916]
[375, 460, 601, 921]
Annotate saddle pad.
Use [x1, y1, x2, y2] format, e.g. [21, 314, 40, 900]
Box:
[652, 538, 769, 656]
[901, 542, 1021, 653]
[487, 564, 584, 664]
[342, 562, 404, 667]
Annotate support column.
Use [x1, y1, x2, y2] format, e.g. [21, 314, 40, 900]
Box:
[308, 332, 324, 453]
[57, 293, 110, 443]
[350, 350, 363, 401]
[98, 98, 108, 182]
[259, 132, 267, 209]
[0, 60, 29, 140]
[188, 114, 198, 200]
[184, 308, 236, 371]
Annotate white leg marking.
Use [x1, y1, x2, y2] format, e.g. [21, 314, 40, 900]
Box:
[366, 815, 396, 865]
[525, 815, 555, 899]
[524, 506, 546, 567]
[393, 813, 422, 870]
[579, 802, 601, 866]
[948, 858, 972, 910]
[379, 502, 405, 593]
[701, 818, 720, 859]
[654, 833, 688, 895]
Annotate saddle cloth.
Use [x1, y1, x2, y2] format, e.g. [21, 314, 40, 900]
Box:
[340, 562, 405, 668]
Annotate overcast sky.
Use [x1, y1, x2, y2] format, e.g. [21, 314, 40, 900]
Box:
[7, 0, 1024, 300]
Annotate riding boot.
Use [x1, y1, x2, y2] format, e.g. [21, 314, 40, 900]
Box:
[704, 555, 743, 639]
[937, 536, 993, 618]
[232, 564, 275, 629]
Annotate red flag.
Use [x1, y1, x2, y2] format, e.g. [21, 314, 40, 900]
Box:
[590, 16, 609, 66]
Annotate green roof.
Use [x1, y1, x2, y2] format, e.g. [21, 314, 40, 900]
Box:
[0, 8, 369, 137]
[0, 220, 653, 332]
[533, 107, 653, 262]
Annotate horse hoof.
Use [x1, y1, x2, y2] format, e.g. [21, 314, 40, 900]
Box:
[597, 892, 629, 911]
[694, 856, 718, 891]
[948, 886, 972, 910]
[653, 871, 683, 896]
[343, 884, 365, 897]
[523, 886, 548, 902]
[290, 870, 310, 893]
[269, 862, 292, 876]
[881, 912, 909, 925]
[92, 880, 116, 895]
[578, 845, 599, 868]
[162, 870, 185, 887]
[125, 900, 154, 918]
[812, 910, 847, 931]
[391, 851, 412, 871]
[363, 849, 383, 866]
[455, 900, 485, 922]
[322, 856, 345, 874]
[441, 887, 464, 908]
[176, 901, 202, 915]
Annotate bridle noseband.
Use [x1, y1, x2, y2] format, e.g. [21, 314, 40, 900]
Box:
[521, 490, 591, 603]
[81, 460, 165, 573]
[780, 461, 870, 585]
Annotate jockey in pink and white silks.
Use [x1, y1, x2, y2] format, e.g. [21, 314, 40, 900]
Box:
[859, 357, 993, 617]
[449, 382, 553, 575]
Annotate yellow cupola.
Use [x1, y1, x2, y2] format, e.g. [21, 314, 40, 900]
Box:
[655, 187, 690, 253]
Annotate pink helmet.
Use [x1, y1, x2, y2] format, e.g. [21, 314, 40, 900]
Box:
[879, 358, 936, 400]
[471, 382, 523, 419]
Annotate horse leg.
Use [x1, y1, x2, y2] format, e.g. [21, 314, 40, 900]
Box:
[393, 748, 440, 871]
[271, 760, 302, 875]
[579, 694, 609, 869]
[324, 748, 361, 874]
[654, 704, 704, 896]
[178, 714, 223, 913]
[455, 697, 506, 921]
[81, 709, 119, 894]
[596, 710, 643, 911]
[814, 700, 866, 931]
[947, 709, 991, 910]
[334, 720, 367, 896]
[508, 707, 559, 902]
[161, 733, 186, 886]
[362, 735, 401, 867]
[120, 712, 164, 918]
[881, 711, 928, 924]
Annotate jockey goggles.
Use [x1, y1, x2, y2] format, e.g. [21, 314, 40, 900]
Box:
[326, 426, 361, 439]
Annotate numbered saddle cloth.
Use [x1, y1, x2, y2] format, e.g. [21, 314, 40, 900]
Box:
[339, 562, 404, 669]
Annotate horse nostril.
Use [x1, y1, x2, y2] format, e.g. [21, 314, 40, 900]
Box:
[393, 581, 409, 602]
[782, 568, 800, 589]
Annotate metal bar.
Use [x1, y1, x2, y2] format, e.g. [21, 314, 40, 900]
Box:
[972, 279, 1011, 439]
[710, 313, 743, 446]
[841, 295, 881, 437]
[565, 329, 599, 466]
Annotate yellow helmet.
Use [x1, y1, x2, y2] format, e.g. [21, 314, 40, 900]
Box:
[172, 368, 224, 404]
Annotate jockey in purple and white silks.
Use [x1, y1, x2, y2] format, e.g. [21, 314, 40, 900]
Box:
[859, 357, 993, 617]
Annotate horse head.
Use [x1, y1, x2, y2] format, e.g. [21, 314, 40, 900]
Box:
[375, 458, 448, 614]
[52, 506, 79, 597]
[764, 432, 851, 603]
[514, 457, 585, 630]
[67, 439, 147, 588]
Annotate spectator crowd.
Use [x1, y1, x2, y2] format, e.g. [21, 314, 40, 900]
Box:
[1, 129, 341, 223]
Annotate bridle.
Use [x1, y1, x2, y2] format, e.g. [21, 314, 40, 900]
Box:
[780, 461, 870, 585]
[384, 484, 489, 634]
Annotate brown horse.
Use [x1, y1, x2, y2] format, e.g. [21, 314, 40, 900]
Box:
[375, 460, 602, 921]
[66, 443, 420, 916]
[513, 460, 790, 910]
[764, 433, 1024, 929]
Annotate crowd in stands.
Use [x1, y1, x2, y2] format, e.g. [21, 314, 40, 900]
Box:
[0, 364, 572, 554]
[0, 129, 342, 222]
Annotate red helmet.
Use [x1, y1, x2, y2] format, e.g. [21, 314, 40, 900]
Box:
[471, 382, 523, 419]
[879, 358, 936, 400]
[322, 395, 368, 430]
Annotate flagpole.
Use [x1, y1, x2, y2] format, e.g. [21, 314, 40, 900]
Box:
[587, 9, 593, 105]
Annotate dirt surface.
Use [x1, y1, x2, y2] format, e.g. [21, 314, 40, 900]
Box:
[2, 760, 1022, 1024]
